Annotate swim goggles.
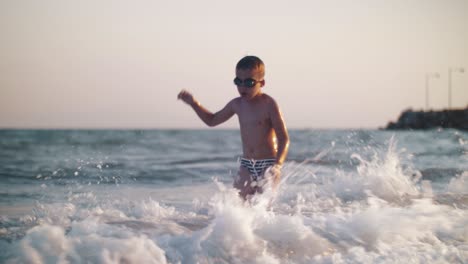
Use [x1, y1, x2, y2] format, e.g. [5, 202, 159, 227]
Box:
[233, 77, 263, 88]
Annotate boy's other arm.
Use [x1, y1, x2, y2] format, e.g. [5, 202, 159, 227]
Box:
[269, 99, 290, 166]
[178, 90, 235, 127]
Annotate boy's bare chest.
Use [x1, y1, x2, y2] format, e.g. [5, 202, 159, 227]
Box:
[237, 107, 271, 128]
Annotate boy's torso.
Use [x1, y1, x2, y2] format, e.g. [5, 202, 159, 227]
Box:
[233, 94, 277, 160]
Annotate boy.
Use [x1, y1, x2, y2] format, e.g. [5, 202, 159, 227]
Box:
[177, 56, 289, 199]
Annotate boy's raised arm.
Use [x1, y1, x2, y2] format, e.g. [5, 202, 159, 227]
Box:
[178, 90, 235, 127]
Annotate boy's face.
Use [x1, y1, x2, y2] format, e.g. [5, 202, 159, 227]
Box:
[235, 68, 265, 100]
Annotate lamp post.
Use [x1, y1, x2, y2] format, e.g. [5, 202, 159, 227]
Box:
[448, 67, 465, 109]
[425, 73, 439, 110]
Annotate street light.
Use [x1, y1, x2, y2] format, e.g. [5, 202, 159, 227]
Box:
[448, 67, 465, 109]
[425, 73, 440, 110]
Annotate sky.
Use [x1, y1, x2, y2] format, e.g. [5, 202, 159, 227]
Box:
[0, 0, 467, 129]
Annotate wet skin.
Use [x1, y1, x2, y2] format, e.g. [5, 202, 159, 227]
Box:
[178, 68, 289, 199]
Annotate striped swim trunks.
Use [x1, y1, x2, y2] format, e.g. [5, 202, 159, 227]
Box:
[240, 158, 276, 181]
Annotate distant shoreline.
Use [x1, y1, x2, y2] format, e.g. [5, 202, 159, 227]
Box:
[385, 107, 468, 131]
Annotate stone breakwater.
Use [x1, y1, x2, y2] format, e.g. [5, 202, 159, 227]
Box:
[386, 108, 468, 130]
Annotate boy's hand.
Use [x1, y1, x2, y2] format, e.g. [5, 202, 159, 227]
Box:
[269, 164, 282, 189]
[178, 90, 197, 106]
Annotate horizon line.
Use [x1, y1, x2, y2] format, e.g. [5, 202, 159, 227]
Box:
[0, 126, 381, 131]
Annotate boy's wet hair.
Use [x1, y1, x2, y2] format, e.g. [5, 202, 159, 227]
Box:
[236, 56, 265, 77]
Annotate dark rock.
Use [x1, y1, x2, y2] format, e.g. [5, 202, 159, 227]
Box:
[385, 107, 468, 130]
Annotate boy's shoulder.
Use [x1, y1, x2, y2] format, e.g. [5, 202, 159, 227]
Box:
[259, 93, 280, 108]
[260, 93, 276, 101]
[229, 97, 242, 107]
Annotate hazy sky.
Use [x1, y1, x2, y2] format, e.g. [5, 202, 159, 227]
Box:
[1, 0, 467, 129]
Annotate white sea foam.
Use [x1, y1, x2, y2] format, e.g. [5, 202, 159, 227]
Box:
[4, 139, 468, 263]
[447, 171, 468, 194]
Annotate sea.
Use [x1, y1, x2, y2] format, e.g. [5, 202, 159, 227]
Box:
[0, 129, 467, 264]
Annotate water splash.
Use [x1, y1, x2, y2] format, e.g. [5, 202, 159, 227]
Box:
[3, 136, 468, 263]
